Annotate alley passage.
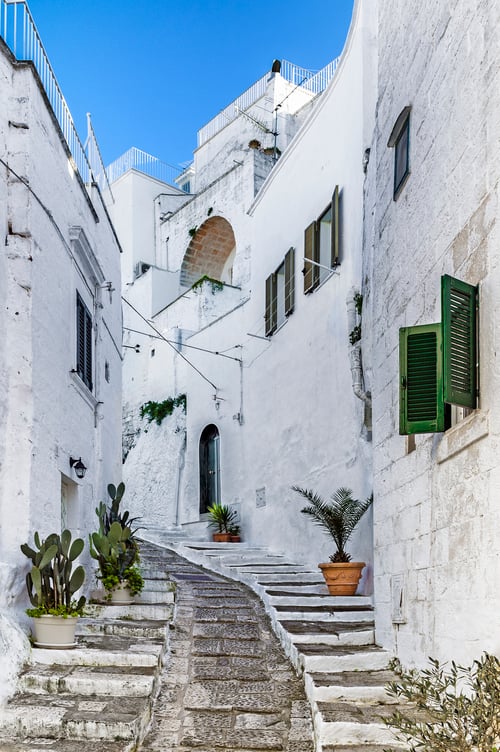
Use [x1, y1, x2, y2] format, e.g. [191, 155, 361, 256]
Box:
[140, 542, 314, 752]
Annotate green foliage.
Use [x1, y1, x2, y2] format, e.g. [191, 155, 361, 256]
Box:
[191, 275, 224, 294]
[383, 654, 500, 752]
[292, 486, 372, 562]
[206, 503, 238, 533]
[354, 292, 363, 316]
[188, 226, 198, 237]
[207, 207, 213, 216]
[20, 530, 86, 616]
[90, 483, 144, 595]
[140, 394, 187, 425]
[349, 324, 362, 345]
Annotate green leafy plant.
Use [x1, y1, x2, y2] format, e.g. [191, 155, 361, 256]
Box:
[354, 291, 363, 316]
[349, 324, 362, 345]
[206, 503, 238, 534]
[140, 394, 186, 425]
[191, 275, 224, 294]
[21, 530, 86, 617]
[188, 226, 198, 238]
[292, 486, 372, 562]
[90, 482, 144, 597]
[383, 653, 500, 752]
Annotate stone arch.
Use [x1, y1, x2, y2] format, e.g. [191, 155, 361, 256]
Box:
[180, 216, 236, 288]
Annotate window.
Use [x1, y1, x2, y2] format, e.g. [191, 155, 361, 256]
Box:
[304, 186, 340, 293]
[265, 247, 295, 336]
[388, 106, 411, 199]
[399, 275, 478, 435]
[76, 292, 93, 391]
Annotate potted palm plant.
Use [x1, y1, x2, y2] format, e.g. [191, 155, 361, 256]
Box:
[20, 529, 86, 647]
[207, 503, 238, 542]
[292, 485, 373, 595]
[89, 482, 144, 604]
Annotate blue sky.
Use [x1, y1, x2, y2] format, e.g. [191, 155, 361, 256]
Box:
[27, 0, 354, 169]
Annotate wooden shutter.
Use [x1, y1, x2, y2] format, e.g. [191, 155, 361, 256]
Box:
[441, 274, 478, 408]
[76, 293, 93, 391]
[265, 274, 277, 336]
[331, 186, 340, 266]
[284, 247, 295, 316]
[303, 221, 319, 293]
[399, 323, 445, 434]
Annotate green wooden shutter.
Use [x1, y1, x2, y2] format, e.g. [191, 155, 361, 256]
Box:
[399, 323, 445, 434]
[441, 274, 478, 408]
[265, 274, 277, 336]
[284, 247, 295, 316]
[304, 221, 319, 293]
[331, 186, 339, 266]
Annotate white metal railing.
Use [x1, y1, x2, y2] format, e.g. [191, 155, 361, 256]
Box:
[197, 57, 340, 147]
[105, 146, 182, 187]
[0, 0, 108, 193]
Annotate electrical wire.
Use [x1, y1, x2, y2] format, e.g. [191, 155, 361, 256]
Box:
[122, 296, 218, 390]
[123, 326, 242, 363]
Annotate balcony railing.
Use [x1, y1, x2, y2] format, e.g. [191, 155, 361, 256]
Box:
[105, 147, 182, 187]
[197, 57, 340, 147]
[0, 0, 108, 194]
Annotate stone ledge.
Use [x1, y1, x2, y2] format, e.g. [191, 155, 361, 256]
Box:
[436, 409, 489, 464]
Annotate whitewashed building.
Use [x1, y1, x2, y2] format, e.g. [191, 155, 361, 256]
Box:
[0, 3, 122, 698]
[118, 8, 376, 579]
[363, 0, 500, 665]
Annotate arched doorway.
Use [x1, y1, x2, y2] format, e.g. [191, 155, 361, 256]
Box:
[181, 216, 236, 288]
[199, 424, 220, 514]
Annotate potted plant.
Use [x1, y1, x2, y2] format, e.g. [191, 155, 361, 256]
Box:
[207, 503, 238, 542]
[89, 482, 144, 604]
[229, 524, 241, 543]
[292, 485, 373, 595]
[20, 529, 86, 648]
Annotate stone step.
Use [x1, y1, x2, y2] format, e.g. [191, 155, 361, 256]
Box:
[305, 669, 398, 704]
[0, 694, 151, 741]
[78, 616, 168, 640]
[276, 608, 375, 623]
[321, 745, 406, 751]
[291, 627, 374, 648]
[0, 740, 131, 751]
[30, 636, 164, 668]
[255, 573, 325, 585]
[85, 602, 173, 621]
[316, 701, 409, 747]
[19, 664, 156, 697]
[267, 595, 371, 608]
[297, 645, 392, 673]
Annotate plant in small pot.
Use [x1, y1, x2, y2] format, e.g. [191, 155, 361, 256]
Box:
[292, 485, 373, 596]
[89, 521, 144, 604]
[207, 503, 238, 542]
[89, 482, 144, 604]
[20, 529, 86, 648]
[229, 524, 241, 543]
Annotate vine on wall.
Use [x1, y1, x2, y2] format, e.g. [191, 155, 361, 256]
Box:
[140, 394, 187, 425]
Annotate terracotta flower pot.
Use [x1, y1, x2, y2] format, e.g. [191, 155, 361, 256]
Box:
[32, 615, 78, 648]
[212, 532, 232, 542]
[319, 562, 366, 596]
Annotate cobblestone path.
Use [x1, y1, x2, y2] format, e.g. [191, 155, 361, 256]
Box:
[140, 544, 314, 752]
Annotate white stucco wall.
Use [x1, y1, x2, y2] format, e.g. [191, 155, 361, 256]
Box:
[0, 41, 122, 700]
[364, 0, 500, 665]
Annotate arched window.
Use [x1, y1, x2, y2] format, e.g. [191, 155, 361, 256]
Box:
[199, 424, 220, 514]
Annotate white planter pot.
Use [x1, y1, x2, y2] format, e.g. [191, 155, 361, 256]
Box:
[32, 615, 78, 648]
[109, 582, 134, 605]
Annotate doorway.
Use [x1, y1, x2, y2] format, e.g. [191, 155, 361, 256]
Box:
[199, 424, 220, 514]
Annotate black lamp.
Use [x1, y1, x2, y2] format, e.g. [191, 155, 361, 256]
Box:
[69, 457, 87, 479]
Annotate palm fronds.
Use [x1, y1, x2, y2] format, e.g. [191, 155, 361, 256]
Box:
[292, 485, 373, 562]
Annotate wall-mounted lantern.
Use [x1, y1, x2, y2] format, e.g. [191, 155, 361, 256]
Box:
[69, 457, 87, 479]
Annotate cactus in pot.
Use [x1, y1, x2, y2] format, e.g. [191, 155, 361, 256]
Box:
[89, 521, 144, 599]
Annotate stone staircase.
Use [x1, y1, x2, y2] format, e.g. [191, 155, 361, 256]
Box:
[159, 538, 407, 752]
[0, 550, 175, 751]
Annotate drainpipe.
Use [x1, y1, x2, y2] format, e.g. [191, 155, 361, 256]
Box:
[174, 429, 187, 527]
[347, 289, 371, 406]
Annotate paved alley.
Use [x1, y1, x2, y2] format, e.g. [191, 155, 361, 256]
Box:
[140, 542, 314, 752]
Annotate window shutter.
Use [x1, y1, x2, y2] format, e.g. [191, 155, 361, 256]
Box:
[76, 293, 93, 391]
[441, 274, 478, 408]
[399, 323, 445, 434]
[303, 221, 318, 293]
[84, 309, 93, 391]
[331, 186, 339, 266]
[265, 274, 277, 336]
[284, 247, 295, 316]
